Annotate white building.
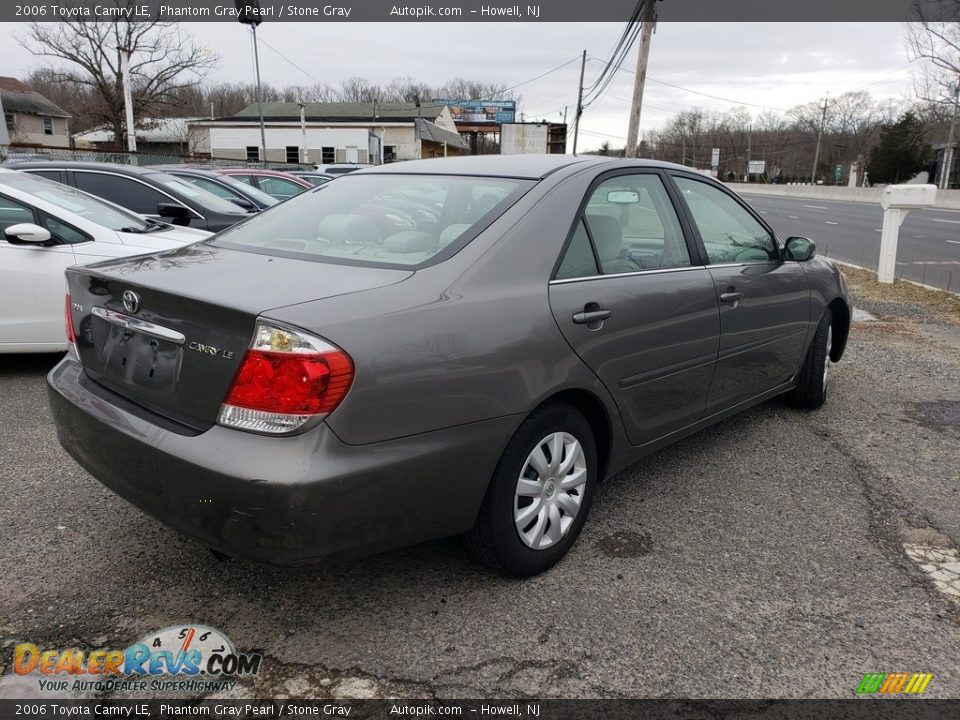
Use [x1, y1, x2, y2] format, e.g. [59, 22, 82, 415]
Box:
[189, 101, 468, 165]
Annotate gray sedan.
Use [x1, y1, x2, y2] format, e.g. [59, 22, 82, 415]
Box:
[48, 156, 850, 577]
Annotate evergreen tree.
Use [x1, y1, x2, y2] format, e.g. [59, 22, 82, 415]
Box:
[866, 112, 931, 184]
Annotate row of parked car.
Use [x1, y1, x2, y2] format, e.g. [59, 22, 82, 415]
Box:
[0, 161, 362, 352]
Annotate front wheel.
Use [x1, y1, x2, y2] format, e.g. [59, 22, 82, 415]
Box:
[468, 402, 597, 577]
[787, 309, 833, 410]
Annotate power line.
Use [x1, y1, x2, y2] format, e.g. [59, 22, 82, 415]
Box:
[589, 57, 787, 112]
[257, 36, 325, 86]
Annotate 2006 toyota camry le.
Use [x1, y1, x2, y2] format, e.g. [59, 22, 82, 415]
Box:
[48, 155, 850, 577]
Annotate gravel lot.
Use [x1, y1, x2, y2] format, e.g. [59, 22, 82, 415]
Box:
[2, 277, 959, 700]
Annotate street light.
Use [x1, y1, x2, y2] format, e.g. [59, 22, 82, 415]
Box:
[235, 0, 267, 165]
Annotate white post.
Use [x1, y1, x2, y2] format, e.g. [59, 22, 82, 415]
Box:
[119, 47, 137, 154]
[877, 207, 906, 284]
[877, 184, 937, 284]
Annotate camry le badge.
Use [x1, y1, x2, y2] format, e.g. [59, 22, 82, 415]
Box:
[122, 290, 141, 314]
[188, 341, 235, 360]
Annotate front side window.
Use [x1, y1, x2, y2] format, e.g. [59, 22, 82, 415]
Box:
[212, 174, 533, 268]
[72, 172, 169, 216]
[673, 177, 777, 264]
[285, 146, 300, 164]
[0, 193, 36, 234]
[43, 216, 90, 245]
[245, 146, 260, 162]
[4, 113, 14, 133]
[321, 147, 335, 164]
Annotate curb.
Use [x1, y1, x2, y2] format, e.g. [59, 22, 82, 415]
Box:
[831, 259, 960, 298]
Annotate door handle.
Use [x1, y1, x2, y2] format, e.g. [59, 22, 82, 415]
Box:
[719, 291, 743, 304]
[573, 309, 612, 324]
[572, 306, 612, 326]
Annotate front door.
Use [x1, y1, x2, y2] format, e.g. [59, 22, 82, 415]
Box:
[549, 170, 720, 447]
[671, 175, 810, 412]
[0, 193, 77, 349]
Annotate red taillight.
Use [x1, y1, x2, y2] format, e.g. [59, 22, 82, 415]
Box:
[224, 349, 353, 415]
[64, 294, 77, 344]
[218, 321, 353, 434]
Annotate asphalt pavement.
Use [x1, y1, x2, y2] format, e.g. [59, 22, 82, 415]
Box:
[1, 291, 959, 699]
[739, 192, 960, 292]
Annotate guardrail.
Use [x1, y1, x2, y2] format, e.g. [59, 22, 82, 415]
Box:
[726, 182, 960, 211]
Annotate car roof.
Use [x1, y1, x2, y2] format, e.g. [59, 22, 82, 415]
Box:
[357, 155, 692, 180]
[2, 160, 171, 176]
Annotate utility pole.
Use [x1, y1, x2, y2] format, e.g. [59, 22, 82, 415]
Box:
[940, 81, 959, 190]
[624, 0, 657, 159]
[118, 47, 136, 154]
[299, 101, 308, 165]
[572, 50, 586, 155]
[810, 97, 829, 185]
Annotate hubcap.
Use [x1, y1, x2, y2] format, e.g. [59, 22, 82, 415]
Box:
[514, 432, 587, 550]
[823, 325, 833, 391]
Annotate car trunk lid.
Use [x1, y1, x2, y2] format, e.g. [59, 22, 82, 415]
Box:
[66, 243, 412, 430]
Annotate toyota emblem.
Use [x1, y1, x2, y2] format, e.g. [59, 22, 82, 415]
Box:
[122, 290, 141, 314]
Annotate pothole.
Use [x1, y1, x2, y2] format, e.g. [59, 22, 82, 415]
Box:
[903, 543, 960, 603]
[594, 530, 652, 558]
[905, 400, 960, 430]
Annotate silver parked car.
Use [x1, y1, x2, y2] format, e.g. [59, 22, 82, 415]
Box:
[48, 156, 850, 576]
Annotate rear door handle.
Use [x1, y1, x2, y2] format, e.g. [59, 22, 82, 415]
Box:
[572, 309, 612, 324]
[719, 291, 743, 304]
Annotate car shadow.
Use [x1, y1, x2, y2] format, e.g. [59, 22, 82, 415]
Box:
[0, 352, 63, 375]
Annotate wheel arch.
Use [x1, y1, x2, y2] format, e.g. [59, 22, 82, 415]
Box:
[535, 388, 613, 481]
[828, 296, 850, 362]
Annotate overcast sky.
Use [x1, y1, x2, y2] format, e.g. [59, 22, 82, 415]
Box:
[0, 22, 917, 150]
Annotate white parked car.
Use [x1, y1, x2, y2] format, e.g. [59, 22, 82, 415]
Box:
[0, 168, 211, 353]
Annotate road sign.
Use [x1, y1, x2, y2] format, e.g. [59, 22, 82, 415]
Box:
[711, 148, 720, 167]
[748, 160, 765, 174]
[834, 164, 842, 181]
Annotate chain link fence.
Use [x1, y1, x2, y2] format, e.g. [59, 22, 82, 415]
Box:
[0, 146, 314, 171]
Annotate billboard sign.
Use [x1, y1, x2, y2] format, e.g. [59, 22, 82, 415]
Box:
[434, 99, 516, 124]
[748, 160, 766, 175]
[710, 148, 720, 167]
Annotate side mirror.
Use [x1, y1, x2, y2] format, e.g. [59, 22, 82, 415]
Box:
[4, 223, 52, 245]
[228, 197, 257, 211]
[784, 236, 816, 262]
[156, 203, 192, 226]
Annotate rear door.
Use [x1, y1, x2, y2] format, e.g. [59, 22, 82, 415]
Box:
[670, 174, 810, 412]
[549, 169, 720, 447]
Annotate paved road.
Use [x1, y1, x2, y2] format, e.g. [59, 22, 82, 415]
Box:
[739, 193, 960, 291]
[1, 295, 959, 700]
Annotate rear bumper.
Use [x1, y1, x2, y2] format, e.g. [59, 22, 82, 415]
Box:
[47, 356, 519, 565]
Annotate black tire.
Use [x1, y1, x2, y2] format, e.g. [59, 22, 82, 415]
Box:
[787, 309, 833, 410]
[468, 402, 597, 577]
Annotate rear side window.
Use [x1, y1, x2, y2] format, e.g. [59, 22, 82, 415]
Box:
[674, 177, 777, 264]
[212, 174, 534, 269]
[257, 176, 306, 200]
[556, 220, 598, 280]
[72, 172, 169, 216]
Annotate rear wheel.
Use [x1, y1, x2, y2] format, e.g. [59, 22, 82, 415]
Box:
[788, 309, 833, 410]
[468, 402, 596, 577]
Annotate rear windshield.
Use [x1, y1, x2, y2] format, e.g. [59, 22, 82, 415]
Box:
[211, 174, 534, 268]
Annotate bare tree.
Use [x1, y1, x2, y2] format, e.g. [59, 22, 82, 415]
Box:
[907, 0, 960, 105]
[19, 8, 218, 148]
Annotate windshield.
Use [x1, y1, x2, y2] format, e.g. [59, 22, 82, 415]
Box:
[211, 174, 534, 268]
[0, 171, 151, 232]
[151, 172, 250, 215]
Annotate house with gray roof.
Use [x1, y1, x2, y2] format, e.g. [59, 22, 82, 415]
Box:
[189, 101, 468, 165]
[0, 77, 71, 149]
